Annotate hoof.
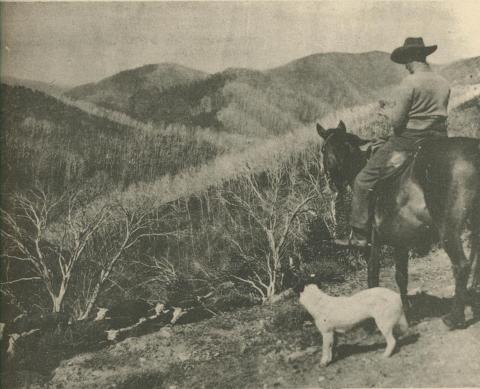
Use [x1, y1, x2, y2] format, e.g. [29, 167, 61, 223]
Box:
[468, 289, 480, 319]
[442, 314, 466, 330]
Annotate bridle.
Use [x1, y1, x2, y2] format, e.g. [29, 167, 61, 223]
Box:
[320, 133, 335, 155]
[319, 133, 339, 192]
[320, 132, 368, 192]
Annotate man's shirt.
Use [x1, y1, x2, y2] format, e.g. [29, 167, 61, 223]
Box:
[391, 62, 450, 138]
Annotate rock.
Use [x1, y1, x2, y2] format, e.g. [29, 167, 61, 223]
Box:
[284, 346, 318, 362]
[94, 308, 109, 321]
[409, 287, 426, 295]
[285, 351, 306, 362]
[158, 327, 172, 338]
[269, 289, 295, 304]
[318, 376, 326, 382]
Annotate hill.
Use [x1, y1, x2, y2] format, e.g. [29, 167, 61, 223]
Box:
[66, 67, 322, 136]
[3, 84, 479, 388]
[64, 52, 407, 134]
[1, 83, 221, 194]
[1, 75, 71, 96]
[447, 86, 480, 138]
[268, 51, 480, 106]
[439, 56, 480, 85]
[128, 68, 331, 135]
[65, 63, 207, 112]
[46, 251, 480, 389]
[267, 51, 406, 107]
[63, 52, 480, 137]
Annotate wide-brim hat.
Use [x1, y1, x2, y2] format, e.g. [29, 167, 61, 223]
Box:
[391, 37, 437, 64]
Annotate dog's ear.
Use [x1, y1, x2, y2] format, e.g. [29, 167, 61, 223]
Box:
[308, 273, 323, 289]
[293, 279, 306, 294]
[293, 273, 319, 294]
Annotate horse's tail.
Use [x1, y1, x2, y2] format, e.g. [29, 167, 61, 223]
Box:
[474, 139, 480, 226]
[469, 141, 480, 287]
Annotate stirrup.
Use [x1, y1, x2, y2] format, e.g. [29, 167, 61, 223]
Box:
[333, 237, 370, 249]
[442, 313, 467, 330]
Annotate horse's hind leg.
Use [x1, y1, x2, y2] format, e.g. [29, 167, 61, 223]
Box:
[394, 247, 410, 317]
[469, 218, 480, 288]
[468, 225, 480, 318]
[442, 229, 471, 329]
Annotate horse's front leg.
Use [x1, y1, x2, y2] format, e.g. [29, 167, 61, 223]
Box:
[366, 231, 380, 288]
[363, 233, 380, 333]
[394, 247, 410, 317]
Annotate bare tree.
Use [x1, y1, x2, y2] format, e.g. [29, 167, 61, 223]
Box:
[75, 205, 179, 320]
[1, 190, 181, 319]
[304, 150, 337, 238]
[220, 165, 315, 301]
[1, 190, 108, 313]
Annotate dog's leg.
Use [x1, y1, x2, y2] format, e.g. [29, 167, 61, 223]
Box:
[383, 333, 396, 357]
[320, 330, 334, 366]
[376, 322, 396, 357]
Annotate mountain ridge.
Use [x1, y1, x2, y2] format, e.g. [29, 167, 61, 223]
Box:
[66, 63, 208, 112]
[1, 75, 72, 96]
[61, 52, 480, 135]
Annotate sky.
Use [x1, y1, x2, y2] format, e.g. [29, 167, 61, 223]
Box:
[2, 1, 480, 87]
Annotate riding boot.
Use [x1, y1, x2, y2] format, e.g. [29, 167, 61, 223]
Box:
[442, 312, 467, 330]
[334, 228, 369, 249]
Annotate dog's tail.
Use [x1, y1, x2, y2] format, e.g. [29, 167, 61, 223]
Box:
[396, 311, 409, 334]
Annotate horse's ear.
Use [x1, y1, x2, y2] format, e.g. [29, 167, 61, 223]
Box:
[316, 123, 328, 139]
[337, 120, 346, 133]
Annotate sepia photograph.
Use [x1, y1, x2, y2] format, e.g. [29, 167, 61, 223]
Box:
[1, 1, 479, 388]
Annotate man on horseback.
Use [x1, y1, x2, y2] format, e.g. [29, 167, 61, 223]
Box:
[336, 37, 451, 248]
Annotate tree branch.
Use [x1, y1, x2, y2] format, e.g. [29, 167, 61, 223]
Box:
[1, 277, 42, 285]
[232, 275, 266, 299]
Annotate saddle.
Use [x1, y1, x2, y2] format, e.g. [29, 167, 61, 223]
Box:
[363, 137, 420, 184]
[362, 136, 388, 158]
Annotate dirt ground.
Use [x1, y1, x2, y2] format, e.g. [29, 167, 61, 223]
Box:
[47, 249, 480, 389]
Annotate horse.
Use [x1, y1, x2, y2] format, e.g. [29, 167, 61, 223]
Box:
[316, 120, 480, 329]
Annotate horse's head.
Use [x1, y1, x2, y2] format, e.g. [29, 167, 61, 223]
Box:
[317, 121, 370, 191]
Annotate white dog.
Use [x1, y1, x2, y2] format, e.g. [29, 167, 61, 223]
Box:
[299, 284, 408, 366]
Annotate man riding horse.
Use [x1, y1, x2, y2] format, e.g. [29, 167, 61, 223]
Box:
[335, 37, 451, 248]
[317, 38, 480, 330]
